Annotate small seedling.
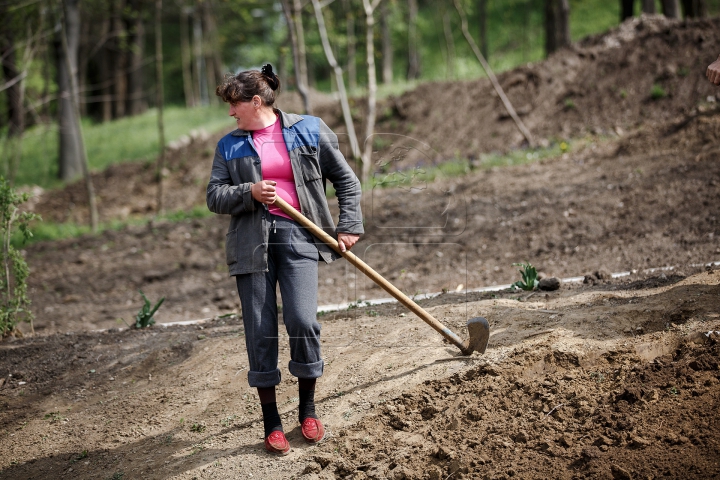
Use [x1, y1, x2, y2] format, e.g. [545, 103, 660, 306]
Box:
[511, 262, 539, 291]
[650, 84, 667, 100]
[190, 423, 206, 433]
[669, 386, 679, 396]
[134, 290, 165, 328]
[107, 471, 124, 480]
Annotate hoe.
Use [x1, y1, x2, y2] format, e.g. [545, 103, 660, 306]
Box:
[275, 197, 490, 356]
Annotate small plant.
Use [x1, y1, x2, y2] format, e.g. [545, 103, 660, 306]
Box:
[107, 471, 124, 480]
[511, 262, 539, 291]
[0, 177, 40, 337]
[563, 98, 575, 110]
[190, 422, 206, 433]
[134, 290, 165, 328]
[650, 84, 667, 100]
[669, 386, 679, 396]
[620, 89, 628, 99]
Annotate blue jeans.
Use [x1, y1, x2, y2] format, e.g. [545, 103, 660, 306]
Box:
[235, 214, 323, 388]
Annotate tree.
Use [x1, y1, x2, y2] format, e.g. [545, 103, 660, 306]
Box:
[407, 0, 420, 79]
[661, 0, 681, 18]
[280, 0, 311, 114]
[380, 0, 393, 84]
[642, 0, 656, 13]
[179, 2, 196, 108]
[620, 0, 635, 20]
[546, 0, 570, 56]
[56, 0, 83, 181]
[311, 0, 361, 162]
[58, 0, 99, 231]
[155, 0, 166, 214]
[127, 0, 147, 116]
[361, 0, 382, 185]
[478, 0, 488, 59]
[681, 0, 707, 17]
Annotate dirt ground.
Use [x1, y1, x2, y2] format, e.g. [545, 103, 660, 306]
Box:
[2, 15, 720, 480]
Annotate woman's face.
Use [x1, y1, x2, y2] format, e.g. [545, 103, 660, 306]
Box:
[228, 99, 257, 131]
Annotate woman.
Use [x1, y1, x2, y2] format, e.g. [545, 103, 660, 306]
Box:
[207, 64, 363, 455]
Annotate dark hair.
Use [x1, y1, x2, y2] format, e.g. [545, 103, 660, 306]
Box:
[215, 63, 281, 106]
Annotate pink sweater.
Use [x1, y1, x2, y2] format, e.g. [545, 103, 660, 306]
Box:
[252, 117, 301, 219]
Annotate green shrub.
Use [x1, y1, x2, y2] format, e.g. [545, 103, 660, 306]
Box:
[0, 177, 40, 336]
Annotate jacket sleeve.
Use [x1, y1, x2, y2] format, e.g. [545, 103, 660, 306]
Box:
[317, 119, 364, 235]
[206, 146, 258, 216]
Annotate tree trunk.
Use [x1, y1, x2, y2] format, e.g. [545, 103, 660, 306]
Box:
[59, 0, 99, 231]
[179, 4, 195, 108]
[1, 19, 21, 138]
[192, 11, 208, 106]
[112, 0, 128, 118]
[545, 0, 570, 56]
[558, 0, 570, 48]
[311, 0, 360, 161]
[620, 0, 635, 20]
[293, 0, 309, 91]
[57, 0, 83, 181]
[661, 0, 680, 18]
[155, 0, 166, 214]
[407, 0, 419, 79]
[642, 0, 656, 13]
[380, 0, 392, 84]
[97, 18, 113, 122]
[202, 0, 223, 104]
[280, 0, 311, 114]
[361, 0, 381, 186]
[127, 0, 147, 116]
[442, 11, 455, 80]
[346, 4, 357, 92]
[681, 0, 707, 17]
[78, 16, 90, 116]
[479, 0, 488, 59]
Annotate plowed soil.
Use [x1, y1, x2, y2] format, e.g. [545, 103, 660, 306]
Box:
[2, 15, 720, 480]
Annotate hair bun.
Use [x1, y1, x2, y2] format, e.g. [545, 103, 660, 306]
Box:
[261, 63, 279, 91]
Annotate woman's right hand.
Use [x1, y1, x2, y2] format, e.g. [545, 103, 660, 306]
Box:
[251, 180, 277, 204]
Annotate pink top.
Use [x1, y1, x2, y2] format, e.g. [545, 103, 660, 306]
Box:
[252, 116, 300, 219]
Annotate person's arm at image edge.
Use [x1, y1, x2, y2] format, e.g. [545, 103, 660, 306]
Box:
[707, 55, 720, 86]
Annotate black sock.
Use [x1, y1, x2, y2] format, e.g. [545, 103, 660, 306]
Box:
[298, 378, 317, 422]
[258, 387, 282, 437]
[261, 402, 283, 437]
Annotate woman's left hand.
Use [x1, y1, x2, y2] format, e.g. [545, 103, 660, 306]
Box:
[337, 233, 360, 252]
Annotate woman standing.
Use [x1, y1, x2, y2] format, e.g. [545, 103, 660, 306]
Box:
[207, 64, 363, 454]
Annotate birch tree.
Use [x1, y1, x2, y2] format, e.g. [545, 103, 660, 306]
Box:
[311, 0, 361, 163]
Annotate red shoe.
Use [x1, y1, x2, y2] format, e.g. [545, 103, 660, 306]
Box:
[301, 417, 325, 444]
[264, 430, 290, 455]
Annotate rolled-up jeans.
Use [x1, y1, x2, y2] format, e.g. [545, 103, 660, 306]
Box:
[235, 214, 323, 388]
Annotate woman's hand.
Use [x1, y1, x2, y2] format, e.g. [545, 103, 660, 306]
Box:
[251, 180, 277, 204]
[337, 233, 360, 252]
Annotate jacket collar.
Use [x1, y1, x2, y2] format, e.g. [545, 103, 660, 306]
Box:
[230, 109, 304, 136]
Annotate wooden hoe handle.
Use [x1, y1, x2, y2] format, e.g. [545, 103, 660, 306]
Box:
[273, 196, 471, 353]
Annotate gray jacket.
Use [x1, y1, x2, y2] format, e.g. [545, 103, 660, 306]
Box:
[207, 110, 364, 275]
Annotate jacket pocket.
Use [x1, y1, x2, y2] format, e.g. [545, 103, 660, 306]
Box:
[299, 149, 322, 182]
[225, 229, 238, 265]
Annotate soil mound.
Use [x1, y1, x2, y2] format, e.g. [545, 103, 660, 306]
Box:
[360, 15, 720, 164]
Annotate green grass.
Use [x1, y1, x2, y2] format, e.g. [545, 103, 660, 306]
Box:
[370, 139, 570, 190]
[11, 205, 213, 248]
[8, 105, 231, 189]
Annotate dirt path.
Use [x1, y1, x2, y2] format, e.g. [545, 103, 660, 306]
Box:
[1, 271, 718, 479]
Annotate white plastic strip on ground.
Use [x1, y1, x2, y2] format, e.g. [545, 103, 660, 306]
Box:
[118, 260, 718, 330]
[315, 261, 720, 313]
